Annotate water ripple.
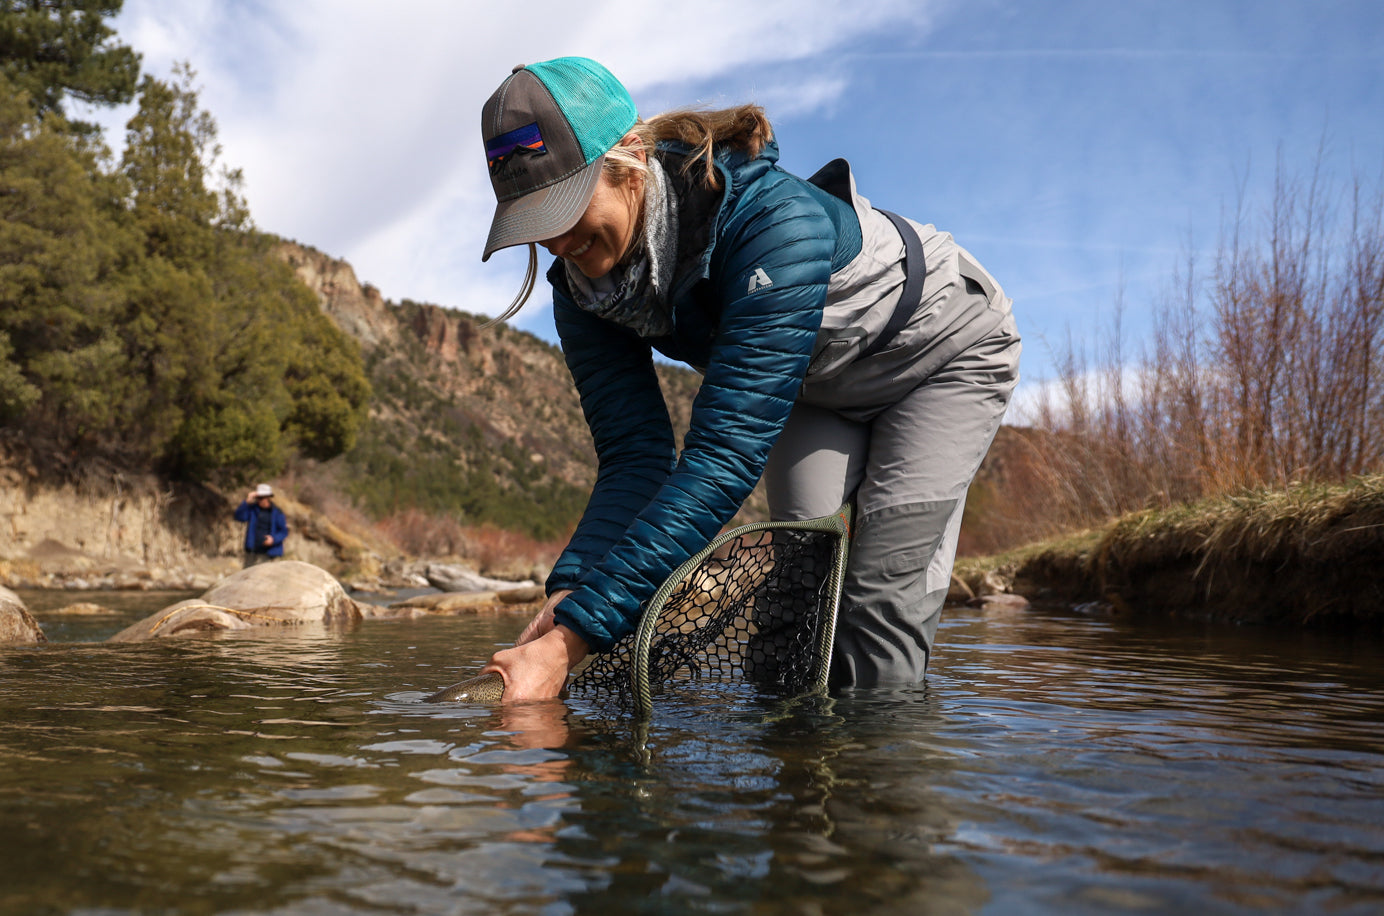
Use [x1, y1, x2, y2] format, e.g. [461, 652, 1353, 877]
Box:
[1, 603, 1381, 913]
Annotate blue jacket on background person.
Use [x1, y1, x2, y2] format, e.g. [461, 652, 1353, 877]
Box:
[234, 486, 288, 557]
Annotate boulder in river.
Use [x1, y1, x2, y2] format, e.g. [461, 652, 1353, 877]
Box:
[108, 560, 365, 642]
[0, 585, 45, 644]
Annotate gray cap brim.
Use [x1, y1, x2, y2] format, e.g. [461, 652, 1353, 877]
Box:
[482, 155, 605, 262]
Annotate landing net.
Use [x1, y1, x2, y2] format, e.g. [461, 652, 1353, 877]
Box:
[570, 505, 852, 718]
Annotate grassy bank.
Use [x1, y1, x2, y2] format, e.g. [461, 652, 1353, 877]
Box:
[957, 473, 1384, 628]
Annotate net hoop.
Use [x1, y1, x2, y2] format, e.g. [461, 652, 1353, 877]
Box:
[628, 504, 853, 719]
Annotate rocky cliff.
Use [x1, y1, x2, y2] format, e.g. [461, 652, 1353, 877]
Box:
[275, 240, 713, 537]
[274, 242, 398, 351]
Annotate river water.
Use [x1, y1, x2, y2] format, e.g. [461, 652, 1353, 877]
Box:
[2, 591, 1382, 915]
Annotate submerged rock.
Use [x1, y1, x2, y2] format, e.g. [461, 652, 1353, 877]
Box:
[108, 560, 365, 642]
[0, 585, 45, 644]
[51, 602, 118, 615]
[969, 592, 1032, 612]
[424, 563, 535, 594]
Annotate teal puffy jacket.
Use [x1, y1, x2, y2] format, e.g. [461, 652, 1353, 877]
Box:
[547, 139, 863, 651]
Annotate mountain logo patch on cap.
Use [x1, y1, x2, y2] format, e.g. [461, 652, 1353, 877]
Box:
[487, 122, 548, 176]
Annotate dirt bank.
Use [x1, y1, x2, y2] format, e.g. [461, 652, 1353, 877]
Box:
[960, 474, 1384, 628]
[0, 442, 410, 591]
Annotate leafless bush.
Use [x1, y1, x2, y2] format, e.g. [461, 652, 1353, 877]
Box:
[1005, 155, 1384, 541]
[374, 508, 471, 559]
[465, 524, 562, 578]
[372, 508, 564, 576]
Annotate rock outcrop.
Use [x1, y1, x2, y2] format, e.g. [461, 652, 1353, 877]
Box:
[108, 561, 366, 642]
[270, 239, 718, 519]
[0, 457, 238, 590]
[0, 437, 432, 591]
[0, 585, 44, 644]
[274, 241, 397, 352]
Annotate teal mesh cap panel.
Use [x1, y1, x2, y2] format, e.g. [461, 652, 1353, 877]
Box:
[526, 57, 638, 165]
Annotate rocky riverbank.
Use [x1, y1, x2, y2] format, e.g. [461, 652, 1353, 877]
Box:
[0, 560, 545, 647]
[8, 435, 1380, 635]
[0, 443, 536, 598]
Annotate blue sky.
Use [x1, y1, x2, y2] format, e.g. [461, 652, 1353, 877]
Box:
[91, 0, 1384, 412]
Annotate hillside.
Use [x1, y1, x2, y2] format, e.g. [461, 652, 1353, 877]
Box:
[272, 242, 757, 541]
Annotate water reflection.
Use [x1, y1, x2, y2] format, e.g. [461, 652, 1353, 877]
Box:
[1, 599, 1382, 913]
[927, 607, 1384, 913]
[551, 690, 991, 914]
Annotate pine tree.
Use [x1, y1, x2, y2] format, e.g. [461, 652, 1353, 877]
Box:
[0, 73, 128, 438]
[116, 66, 368, 481]
[0, 0, 140, 133]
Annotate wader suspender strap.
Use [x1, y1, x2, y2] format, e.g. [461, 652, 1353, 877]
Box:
[859, 209, 926, 360]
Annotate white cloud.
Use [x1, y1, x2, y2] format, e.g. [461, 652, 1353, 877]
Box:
[92, 0, 943, 323]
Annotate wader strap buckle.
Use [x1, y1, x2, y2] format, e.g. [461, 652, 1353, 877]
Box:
[859, 209, 926, 360]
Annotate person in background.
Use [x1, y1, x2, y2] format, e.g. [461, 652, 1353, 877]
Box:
[476, 57, 1020, 700]
[234, 484, 288, 568]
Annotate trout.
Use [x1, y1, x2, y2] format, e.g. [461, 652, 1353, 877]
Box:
[425, 671, 506, 704]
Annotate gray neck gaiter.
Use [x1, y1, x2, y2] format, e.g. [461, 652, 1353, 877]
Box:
[564, 157, 679, 338]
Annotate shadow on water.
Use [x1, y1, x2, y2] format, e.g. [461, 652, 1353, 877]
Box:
[1, 593, 1383, 914]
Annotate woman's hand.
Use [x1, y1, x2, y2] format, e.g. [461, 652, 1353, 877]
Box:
[484, 624, 589, 702]
[515, 589, 573, 646]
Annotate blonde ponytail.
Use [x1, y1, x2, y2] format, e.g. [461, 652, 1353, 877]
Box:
[603, 104, 774, 190]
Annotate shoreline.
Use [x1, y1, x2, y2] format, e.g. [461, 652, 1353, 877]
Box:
[956, 473, 1384, 629]
[7, 443, 1381, 630]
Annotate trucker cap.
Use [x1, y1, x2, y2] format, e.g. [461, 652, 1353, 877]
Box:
[480, 57, 638, 261]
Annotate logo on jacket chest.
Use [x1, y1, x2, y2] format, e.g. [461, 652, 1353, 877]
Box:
[747, 267, 774, 293]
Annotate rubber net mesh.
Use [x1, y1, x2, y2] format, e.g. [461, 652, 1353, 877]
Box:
[569, 522, 846, 713]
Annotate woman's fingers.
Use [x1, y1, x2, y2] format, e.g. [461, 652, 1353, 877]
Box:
[514, 608, 553, 646]
[515, 589, 573, 646]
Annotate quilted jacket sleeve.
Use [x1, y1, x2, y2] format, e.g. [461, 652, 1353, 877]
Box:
[552, 174, 836, 651]
[547, 290, 678, 595]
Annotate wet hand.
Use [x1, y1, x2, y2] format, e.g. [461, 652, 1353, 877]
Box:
[516, 589, 572, 646]
[484, 625, 589, 702]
